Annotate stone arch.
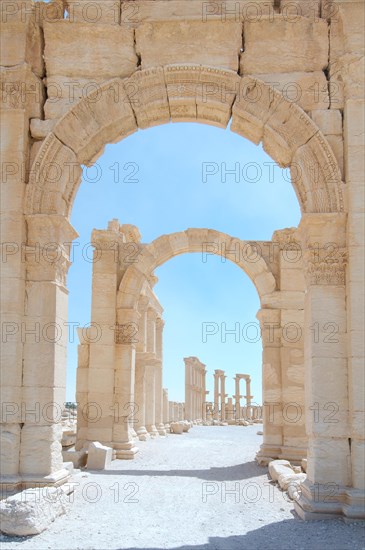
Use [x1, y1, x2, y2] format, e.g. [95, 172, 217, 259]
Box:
[114, 227, 307, 466]
[24, 65, 344, 218]
[117, 228, 276, 311]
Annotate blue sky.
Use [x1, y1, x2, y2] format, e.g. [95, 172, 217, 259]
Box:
[67, 122, 301, 404]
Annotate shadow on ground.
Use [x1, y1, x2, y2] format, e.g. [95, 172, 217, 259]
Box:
[117, 516, 365, 550]
[89, 461, 264, 481]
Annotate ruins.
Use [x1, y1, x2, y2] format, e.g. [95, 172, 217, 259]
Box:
[0, 0, 364, 523]
[184, 356, 208, 422]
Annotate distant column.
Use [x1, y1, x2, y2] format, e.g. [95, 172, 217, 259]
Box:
[220, 374, 226, 421]
[213, 371, 220, 420]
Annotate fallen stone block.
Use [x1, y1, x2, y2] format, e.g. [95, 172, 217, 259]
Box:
[268, 459, 293, 481]
[287, 482, 301, 501]
[87, 442, 112, 470]
[170, 422, 184, 434]
[62, 449, 87, 469]
[278, 472, 307, 491]
[0, 486, 69, 536]
[63, 462, 74, 475]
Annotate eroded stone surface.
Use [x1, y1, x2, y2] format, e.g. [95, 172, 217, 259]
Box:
[0, 487, 69, 536]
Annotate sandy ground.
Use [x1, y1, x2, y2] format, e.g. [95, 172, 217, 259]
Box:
[1, 426, 364, 550]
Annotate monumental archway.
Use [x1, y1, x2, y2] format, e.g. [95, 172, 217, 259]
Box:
[76, 224, 308, 464]
[2, 2, 363, 521]
[12, 70, 350, 518]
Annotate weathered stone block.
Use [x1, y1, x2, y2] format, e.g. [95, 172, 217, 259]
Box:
[170, 422, 184, 434]
[87, 441, 113, 469]
[1, 65, 44, 119]
[19, 424, 63, 475]
[136, 21, 242, 72]
[0, 424, 21, 475]
[280, 0, 320, 19]
[240, 15, 328, 74]
[268, 459, 293, 481]
[65, 0, 121, 25]
[0, 20, 44, 77]
[62, 449, 87, 468]
[127, 0, 274, 22]
[310, 110, 343, 136]
[278, 471, 306, 491]
[250, 72, 329, 111]
[44, 22, 137, 79]
[0, 486, 69, 536]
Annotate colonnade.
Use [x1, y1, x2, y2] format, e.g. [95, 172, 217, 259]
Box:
[169, 402, 184, 422]
[184, 357, 207, 421]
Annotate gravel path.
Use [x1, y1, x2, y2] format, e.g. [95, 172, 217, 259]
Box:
[1, 426, 364, 550]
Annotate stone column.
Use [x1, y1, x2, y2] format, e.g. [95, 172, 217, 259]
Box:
[79, 224, 120, 450]
[195, 369, 199, 420]
[113, 308, 140, 458]
[226, 398, 234, 423]
[295, 213, 351, 519]
[256, 308, 283, 460]
[154, 360, 165, 436]
[192, 366, 196, 420]
[0, 8, 45, 490]
[220, 374, 226, 421]
[344, 99, 365, 516]
[134, 296, 150, 441]
[145, 308, 158, 437]
[234, 375, 242, 421]
[155, 318, 166, 435]
[202, 368, 207, 421]
[145, 362, 158, 437]
[273, 227, 306, 462]
[146, 307, 156, 355]
[134, 357, 149, 441]
[75, 330, 89, 450]
[19, 215, 78, 487]
[184, 358, 192, 420]
[243, 376, 253, 420]
[213, 371, 220, 420]
[163, 389, 170, 431]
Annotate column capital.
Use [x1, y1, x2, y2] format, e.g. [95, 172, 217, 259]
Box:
[25, 215, 78, 285]
[26, 214, 78, 245]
